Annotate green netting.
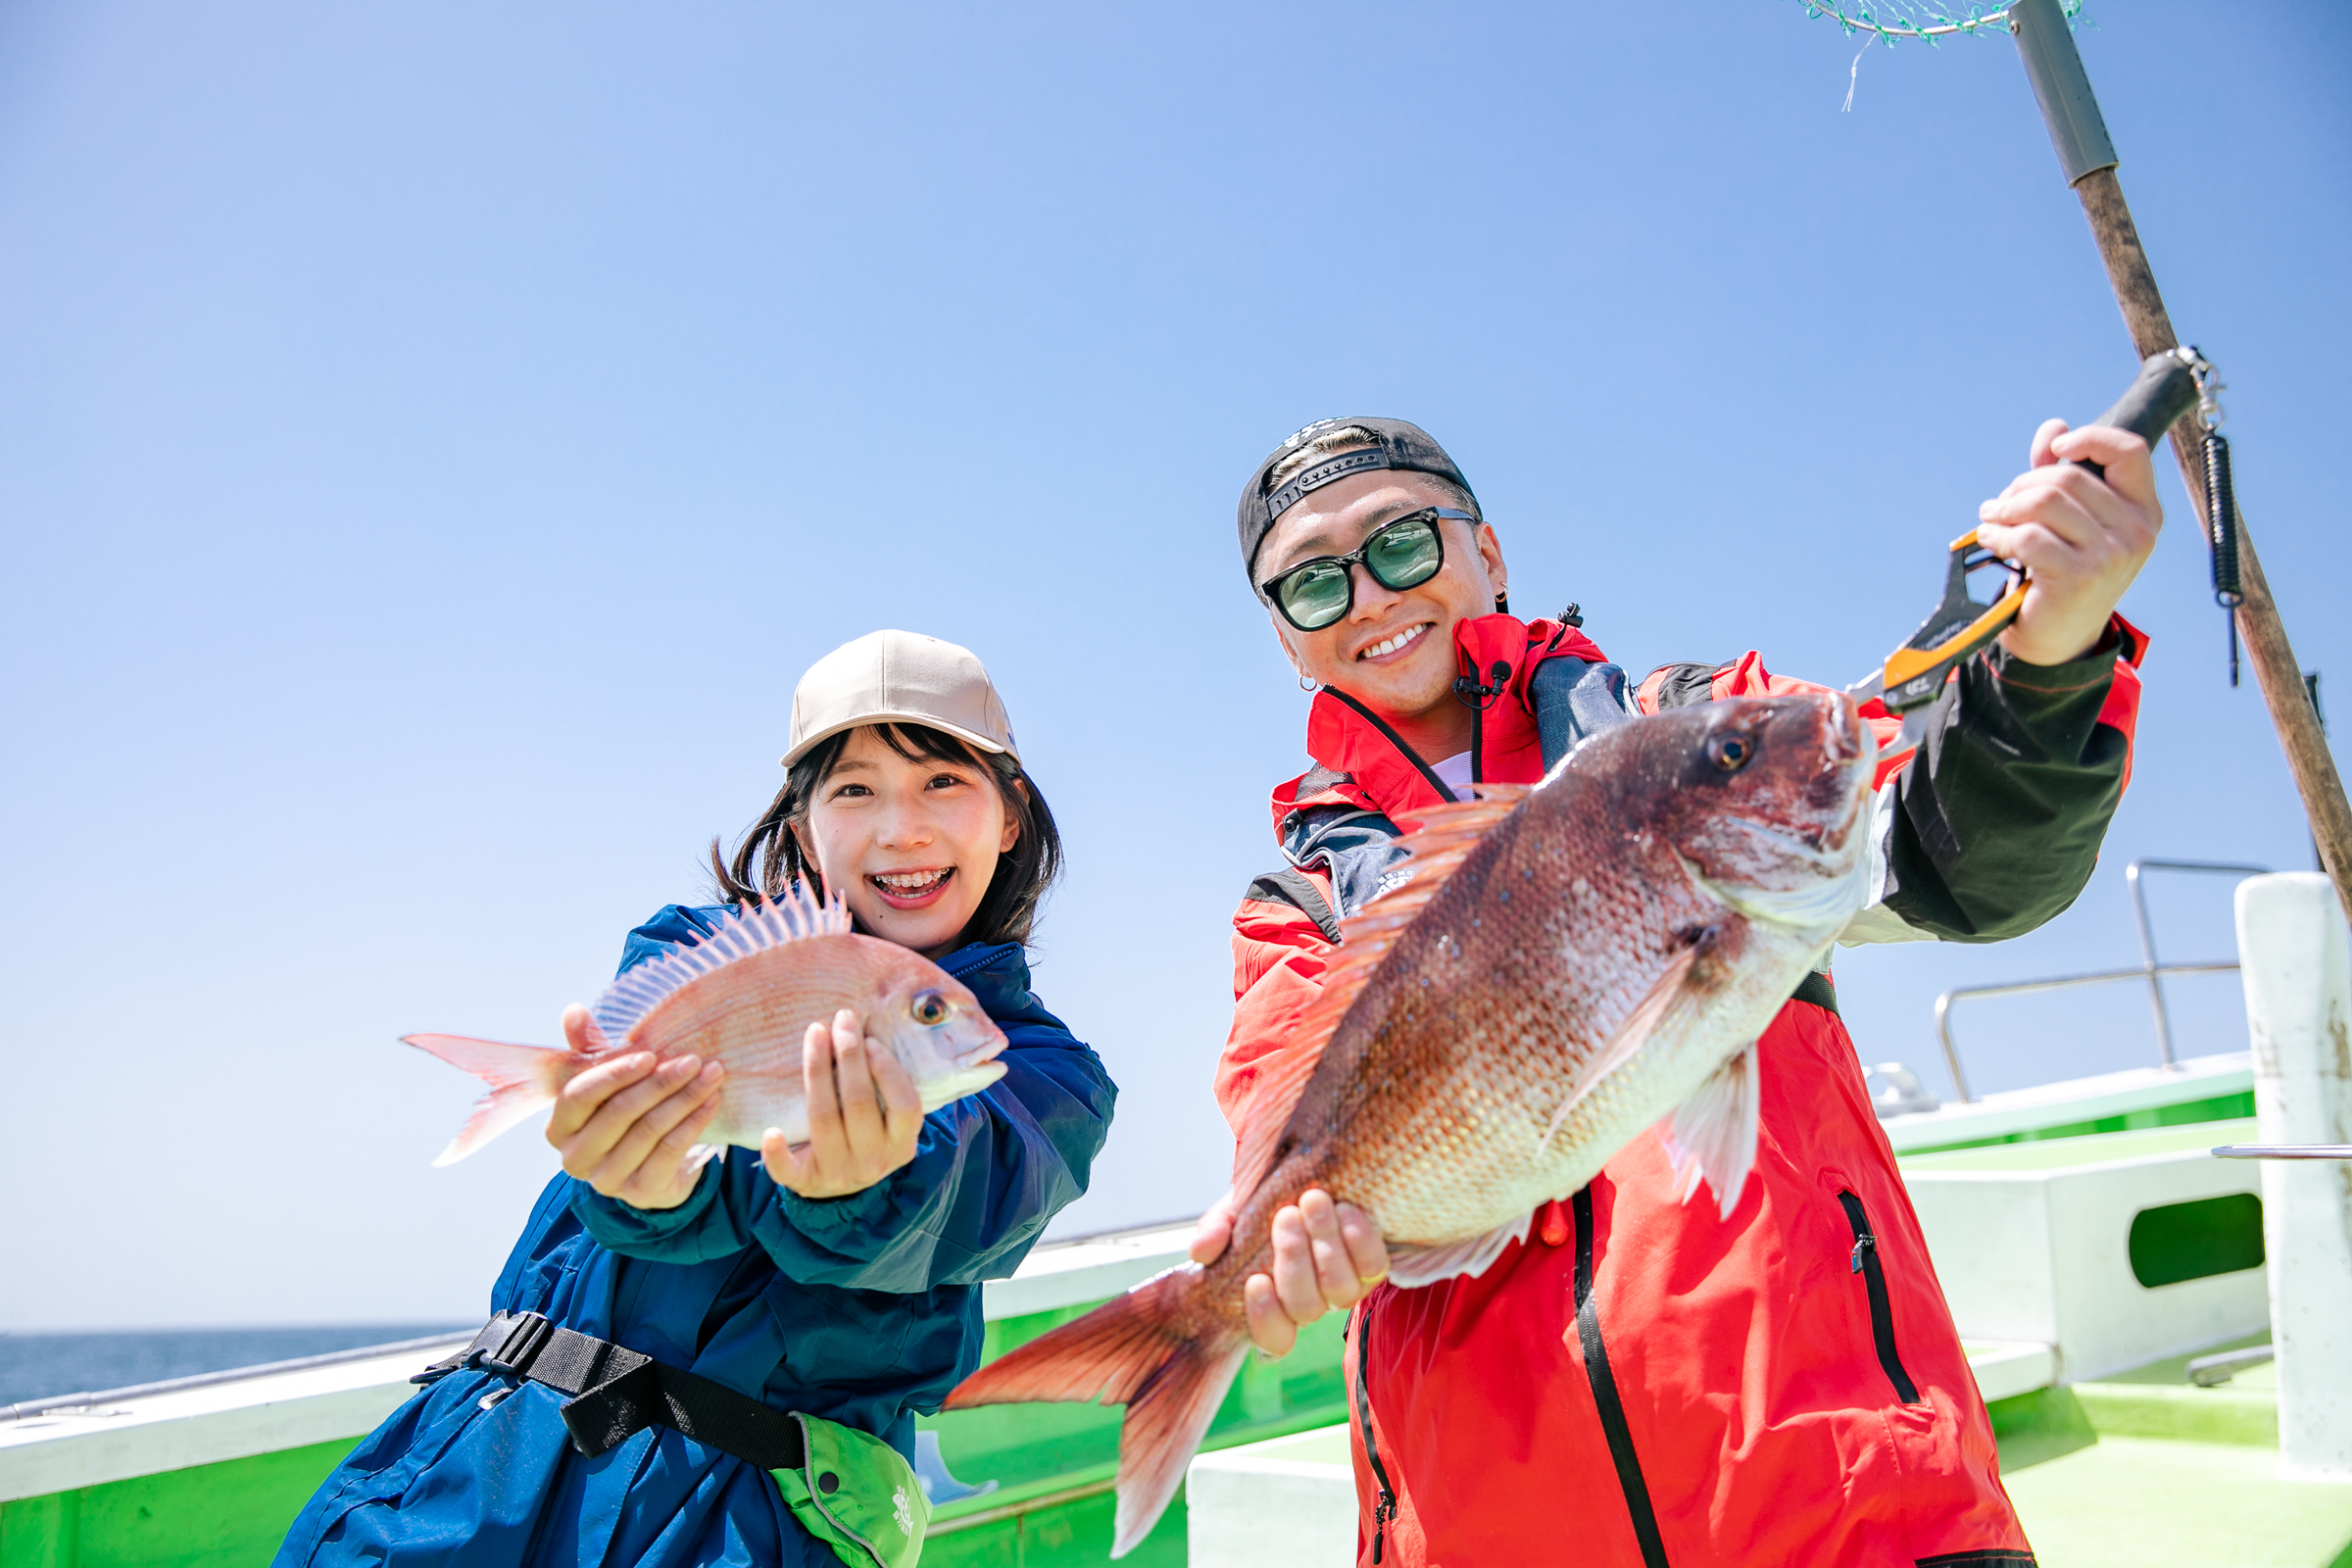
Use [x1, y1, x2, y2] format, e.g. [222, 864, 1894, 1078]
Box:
[1792, 0, 2082, 42]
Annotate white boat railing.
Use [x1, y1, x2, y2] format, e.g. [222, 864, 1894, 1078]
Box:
[1934, 858, 2269, 1102]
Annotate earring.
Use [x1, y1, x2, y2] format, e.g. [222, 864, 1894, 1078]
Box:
[1298, 673, 1318, 692]
[1494, 593, 1510, 613]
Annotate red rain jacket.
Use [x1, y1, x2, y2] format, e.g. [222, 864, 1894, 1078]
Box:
[1218, 612, 2146, 1568]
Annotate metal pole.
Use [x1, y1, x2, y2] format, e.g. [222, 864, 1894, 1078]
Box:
[2124, 860, 2177, 1068]
[2007, 0, 2352, 922]
[1934, 989, 1975, 1104]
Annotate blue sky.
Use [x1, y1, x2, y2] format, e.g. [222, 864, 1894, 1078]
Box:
[2, 1, 2345, 1329]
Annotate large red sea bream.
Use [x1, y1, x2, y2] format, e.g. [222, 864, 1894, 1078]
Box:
[407, 889, 1009, 1164]
[945, 692, 1879, 1554]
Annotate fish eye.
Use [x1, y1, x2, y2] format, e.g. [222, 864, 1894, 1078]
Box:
[1709, 734, 1754, 772]
[910, 991, 950, 1027]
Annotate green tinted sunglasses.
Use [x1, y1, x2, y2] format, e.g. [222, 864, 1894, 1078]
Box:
[1258, 508, 1474, 632]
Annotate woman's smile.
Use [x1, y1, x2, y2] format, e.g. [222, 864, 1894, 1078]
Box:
[869, 865, 956, 908]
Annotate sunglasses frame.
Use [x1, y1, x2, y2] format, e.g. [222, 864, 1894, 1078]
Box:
[1258, 507, 1478, 633]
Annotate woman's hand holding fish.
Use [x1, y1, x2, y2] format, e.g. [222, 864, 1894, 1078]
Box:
[546, 1004, 726, 1209]
[762, 1008, 925, 1200]
[1978, 420, 2163, 666]
[1190, 1187, 1389, 1356]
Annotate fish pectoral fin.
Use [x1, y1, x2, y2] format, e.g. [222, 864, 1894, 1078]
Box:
[1658, 1042, 1763, 1220]
[1536, 939, 1712, 1157]
[1387, 1211, 1534, 1288]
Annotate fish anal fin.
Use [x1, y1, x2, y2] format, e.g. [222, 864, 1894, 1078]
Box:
[944, 1266, 1247, 1557]
[1388, 1210, 1535, 1288]
[1659, 1042, 1764, 1219]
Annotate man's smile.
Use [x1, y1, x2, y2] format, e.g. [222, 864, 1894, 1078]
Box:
[1356, 621, 1436, 663]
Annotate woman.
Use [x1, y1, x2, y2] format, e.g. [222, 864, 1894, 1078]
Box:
[279, 629, 1117, 1568]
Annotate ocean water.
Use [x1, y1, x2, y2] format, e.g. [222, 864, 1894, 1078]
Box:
[0, 1324, 474, 1407]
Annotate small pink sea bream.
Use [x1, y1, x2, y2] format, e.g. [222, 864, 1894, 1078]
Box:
[407, 888, 1009, 1164]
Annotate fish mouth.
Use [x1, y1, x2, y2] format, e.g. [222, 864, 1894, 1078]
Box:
[959, 1025, 1009, 1068]
[918, 1056, 1009, 1111]
[1675, 829, 1872, 939]
[869, 866, 956, 908]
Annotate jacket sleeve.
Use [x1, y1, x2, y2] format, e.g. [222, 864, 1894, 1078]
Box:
[1857, 618, 2147, 943]
[577, 1029, 1115, 1292]
[1215, 879, 1341, 1135]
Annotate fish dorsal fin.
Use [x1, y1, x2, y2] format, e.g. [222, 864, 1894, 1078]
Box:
[1227, 785, 1533, 1201]
[590, 886, 852, 1047]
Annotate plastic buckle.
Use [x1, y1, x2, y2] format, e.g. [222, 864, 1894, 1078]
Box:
[477, 1312, 555, 1378]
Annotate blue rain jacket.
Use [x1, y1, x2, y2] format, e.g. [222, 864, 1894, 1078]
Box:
[277, 906, 1117, 1568]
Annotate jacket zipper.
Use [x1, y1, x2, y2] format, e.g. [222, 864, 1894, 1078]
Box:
[1351, 1301, 1397, 1563]
[1837, 1190, 1921, 1404]
[1574, 1188, 1672, 1568]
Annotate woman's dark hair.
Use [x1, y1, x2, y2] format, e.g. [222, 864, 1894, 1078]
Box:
[709, 721, 1062, 950]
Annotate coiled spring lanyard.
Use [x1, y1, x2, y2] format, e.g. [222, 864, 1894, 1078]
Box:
[2183, 351, 2245, 685]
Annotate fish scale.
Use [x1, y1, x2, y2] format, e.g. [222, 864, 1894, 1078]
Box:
[946, 691, 1878, 1556]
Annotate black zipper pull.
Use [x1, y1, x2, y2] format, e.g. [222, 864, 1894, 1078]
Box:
[1850, 1232, 1875, 1274]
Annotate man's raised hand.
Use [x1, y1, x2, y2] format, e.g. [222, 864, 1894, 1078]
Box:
[762, 1008, 924, 1200]
[546, 1003, 725, 1209]
[1978, 419, 2163, 666]
[1190, 1186, 1390, 1357]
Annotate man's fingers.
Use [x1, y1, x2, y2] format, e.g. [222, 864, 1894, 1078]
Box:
[1336, 1201, 1390, 1287]
[2028, 416, 2070, 469]
[1298, 1190, 1362, 1308]
[561, 1004, 599, 1054]
[2048, 425, 2160, 509]
[1190, 1190, 1238, 1266]
[1268, 1206, 1327, 1326]
[1244, 1273, 1299, 1357]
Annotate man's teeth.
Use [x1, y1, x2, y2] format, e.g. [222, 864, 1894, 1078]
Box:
[1361, 623, 1431, 661]
[875, 869, 950, 893]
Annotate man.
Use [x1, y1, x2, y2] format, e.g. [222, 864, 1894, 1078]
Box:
[1191, 414, 2156, 1565]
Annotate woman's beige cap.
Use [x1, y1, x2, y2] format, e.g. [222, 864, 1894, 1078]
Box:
[783, 630, 1019, 767]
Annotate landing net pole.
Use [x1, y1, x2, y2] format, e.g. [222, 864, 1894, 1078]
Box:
[2008, 0, 2352, 917]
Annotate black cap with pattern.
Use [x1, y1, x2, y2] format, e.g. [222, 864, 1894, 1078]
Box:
[1236, 416, 1480, 585]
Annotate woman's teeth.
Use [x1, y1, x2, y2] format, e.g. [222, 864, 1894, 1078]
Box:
[873, 869, 952, 895]
[1360, 623, 1432, 661]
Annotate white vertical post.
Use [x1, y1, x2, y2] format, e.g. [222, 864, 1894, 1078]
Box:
[2235, 871, 2352, 1480]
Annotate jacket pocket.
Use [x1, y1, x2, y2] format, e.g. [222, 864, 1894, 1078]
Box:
[1837, 1189, 1921, 1404]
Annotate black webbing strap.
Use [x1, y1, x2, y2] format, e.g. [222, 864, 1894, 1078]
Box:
[1573, 1189, 1670, 1568]
[415, 1312, 806, 1471]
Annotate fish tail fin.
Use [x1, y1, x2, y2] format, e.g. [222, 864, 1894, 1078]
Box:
[1661, 1040, 1764, 1219]
[944, 1265, 1248, 1557]
[404, 1034, 574, 1165]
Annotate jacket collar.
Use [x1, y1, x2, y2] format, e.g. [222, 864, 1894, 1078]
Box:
[1270, 612, 1608, 837]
